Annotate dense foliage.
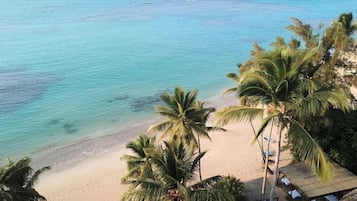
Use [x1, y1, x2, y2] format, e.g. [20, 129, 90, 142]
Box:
[304, 109, 357, 174]
[121, 135, 245, 201]
[216, 12, 355, 201]
[212, 176, 245, 201]
[0, 157, 49, 201]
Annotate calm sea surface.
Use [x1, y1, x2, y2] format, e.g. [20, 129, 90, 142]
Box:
[0, 0, 356, 161]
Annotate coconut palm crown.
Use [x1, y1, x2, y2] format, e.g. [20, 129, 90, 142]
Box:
[148, 86, 214, 149]
[121, 138, 233, 201]
[121, 134, 156, 183]
[148, 86, 222, 181]
[0, 157, 50, 201]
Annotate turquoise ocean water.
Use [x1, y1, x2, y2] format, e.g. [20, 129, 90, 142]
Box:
[0, 0, 356, 164]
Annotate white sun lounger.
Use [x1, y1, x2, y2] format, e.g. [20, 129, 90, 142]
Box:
[281, 177, 291, 186]
[288, 189, 301, 199]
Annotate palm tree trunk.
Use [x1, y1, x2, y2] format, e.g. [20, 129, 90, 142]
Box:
[197, 134, 202, 181]
[262, 121, 274, 198]
[269, 125, 282, 201]
[250, 119, 266, 163]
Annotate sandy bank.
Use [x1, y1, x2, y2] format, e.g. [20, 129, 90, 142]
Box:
[36, 93, 287, 201]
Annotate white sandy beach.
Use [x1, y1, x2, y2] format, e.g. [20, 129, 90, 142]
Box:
[36, 93, 283, 201]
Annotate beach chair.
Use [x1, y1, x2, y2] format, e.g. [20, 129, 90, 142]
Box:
[288, 189, 301, 199]
[264, 150, 275, 156]
[281, 177, 291, 186]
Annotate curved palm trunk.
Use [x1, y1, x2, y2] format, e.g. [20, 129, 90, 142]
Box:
[269, 125, 282, 201]
[197, 134, 202, 181]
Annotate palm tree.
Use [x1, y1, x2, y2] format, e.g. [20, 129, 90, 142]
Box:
[0, 157, 50, 201]
[122, 138, 233, 201]
[148, 86, 218, 181]
[121, 134, 156, 183]
[336, 12, 356, 36]
[215, 47, 349, 201]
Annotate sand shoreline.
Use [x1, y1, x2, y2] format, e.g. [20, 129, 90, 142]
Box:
[36, 92, 270, 201]
[31, 87, 232, 171]
[31, 117, 159, 171]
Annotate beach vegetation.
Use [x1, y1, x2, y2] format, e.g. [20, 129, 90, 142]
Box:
[216, 12, 356, 201]
[147, 86, 223, 181]
[212, 175, 245, 201]
[0, 157, 49, 201]
[121, 136, 243, 201]
[121, 134, 156, 183]
[302, 109, 357, 174]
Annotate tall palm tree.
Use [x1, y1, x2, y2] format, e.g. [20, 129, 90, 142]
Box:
[122, 138, 233, 201]
[148, 86, 218, 181]
[121, 134, 156, 183]
[0, 157, 50, 201]
[215, 47, 349, 201]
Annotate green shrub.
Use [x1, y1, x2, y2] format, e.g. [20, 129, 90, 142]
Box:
[213, 175, 246, 201]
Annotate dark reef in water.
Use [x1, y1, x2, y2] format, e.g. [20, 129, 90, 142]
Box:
[47, 118, 63, 126]
[130, 95, 161, 112]
[0, 68, 62, 115]
[107, 95, 129, 103]
[63, 123, 78, 134]
[105, 90, 171, 113]
[114, 95, 129, 100]
[129, 89, 171, 112]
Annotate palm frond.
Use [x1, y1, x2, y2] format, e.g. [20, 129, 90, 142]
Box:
[226, 72, 239, 82]
[222, 87, 238, 95]
[254, 111, 281, 141]
[155, 105, 178, 119]
[190, 151, 206, 174]
[239, 71, 272, 93]
[24, 166, 50, 188]
[121, 185, 167, 201]
[147, 121, 172, 134]
[215, 106, 264, 127]
[290, 84, 350, 119]
[190, 175, 222, 189]
[190, 188, 234, 201]
[289, 119, 333, 180]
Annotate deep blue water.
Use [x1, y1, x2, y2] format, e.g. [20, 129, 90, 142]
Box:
[0, 0, 356, 160]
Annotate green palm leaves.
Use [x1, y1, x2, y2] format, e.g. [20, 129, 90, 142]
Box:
[216, 47, 349, 200]
[121, 135, 156, 183]
[121, 138, 234, 201]
[122, 87, 238, 200]
[0, 157, 49, 201]
[148, 87, 214, 149]
[148, 86, 219, 181]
